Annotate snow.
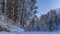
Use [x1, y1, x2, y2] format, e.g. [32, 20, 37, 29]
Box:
[0, 23, 59, 33]
[0, 32, 15, 34]
[25, 32, 60, 34]
[0, 26, 60, 34]
[10, 25, 24, 32]
[0, 24, 59, 34]
[0, 32, 60, 34]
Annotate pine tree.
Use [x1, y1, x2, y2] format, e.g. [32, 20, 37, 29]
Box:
[48, 10, 58, 31]
[6, 0, 12, 18]
[6, 0, 19, 23]
[1, 0, 5, 14]
[25, 15, 38, 31]
[12, 0, 19, 22]
[18, 0, 37, 27]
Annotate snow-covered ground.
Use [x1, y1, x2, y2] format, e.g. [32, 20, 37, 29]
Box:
[0, 20, 60, 34]
[0, 31, 60, 34]
[0, 26, 60, 34]
[0, 25, 60, 34]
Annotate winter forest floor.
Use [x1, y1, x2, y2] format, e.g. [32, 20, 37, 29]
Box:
[0, 31, 60, 34]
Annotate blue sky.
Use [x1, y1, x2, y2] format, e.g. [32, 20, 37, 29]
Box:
[36, 0, 60, 17]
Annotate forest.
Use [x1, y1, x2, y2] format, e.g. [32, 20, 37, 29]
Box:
[0, 0, 60, 32]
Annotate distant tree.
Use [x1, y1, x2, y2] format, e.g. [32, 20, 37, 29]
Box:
[48, 10, 58, 31]
[39, 10, 58, 31]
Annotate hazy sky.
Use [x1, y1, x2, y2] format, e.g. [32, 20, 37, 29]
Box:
[36, 0, 60, 17]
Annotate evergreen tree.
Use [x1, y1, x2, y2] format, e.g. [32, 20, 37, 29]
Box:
[6, 0, 12, 18]
[18, 0, 37, 27]
[1, 0, 5, 14]
[48, 10, 58, 31]
[6, 0, 19, 23]
[12, 0, 19, 22]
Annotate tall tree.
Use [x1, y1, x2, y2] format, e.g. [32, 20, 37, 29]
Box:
[12, 0, 19, 22]
[6, 0, 19, 23]
[18, 0, 37, 27]
[6, 0, 12, 18]
[1, 0, 5, 14]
